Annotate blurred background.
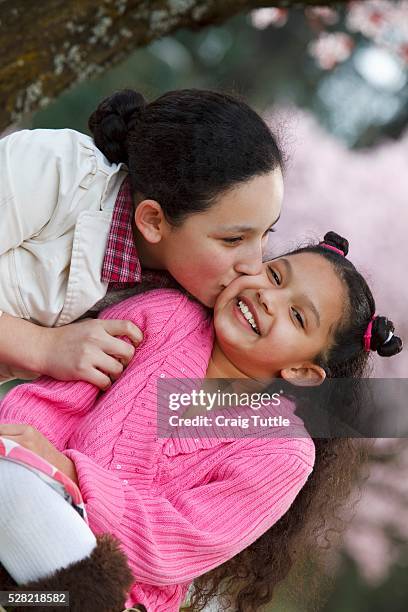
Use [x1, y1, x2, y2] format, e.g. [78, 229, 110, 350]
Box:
[2, 2, 408, 610]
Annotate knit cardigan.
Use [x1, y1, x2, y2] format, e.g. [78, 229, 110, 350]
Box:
[0, 289, 315, 611]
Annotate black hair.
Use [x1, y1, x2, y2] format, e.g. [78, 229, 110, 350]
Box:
[88, 88, 283, 225]
[288, 231, 402, 377]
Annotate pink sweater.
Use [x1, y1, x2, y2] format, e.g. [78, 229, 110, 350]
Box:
[0, 290, 315, 611]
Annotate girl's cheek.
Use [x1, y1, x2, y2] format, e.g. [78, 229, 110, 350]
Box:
[209, 248, 229, 266]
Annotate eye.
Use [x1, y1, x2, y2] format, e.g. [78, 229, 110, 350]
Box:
[292, 308, 305, 329]
[262, 227, 277, 240]
[267, 266, 281, 285]
[223, 237, 243, 244]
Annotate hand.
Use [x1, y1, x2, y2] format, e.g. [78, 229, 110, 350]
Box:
[39, 318, 143, 390]
[0, 423, 79, 485]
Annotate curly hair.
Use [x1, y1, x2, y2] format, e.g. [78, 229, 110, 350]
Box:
[181, 232, 402, 612]
[181, 438, 369, 612]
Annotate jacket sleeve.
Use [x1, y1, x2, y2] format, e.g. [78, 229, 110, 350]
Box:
[0, 130, 60, 254]
[0, 129, 95, 255]
[63, 437, 315, 586]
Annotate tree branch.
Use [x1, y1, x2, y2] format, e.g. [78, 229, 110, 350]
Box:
[0, 0, 348, 130]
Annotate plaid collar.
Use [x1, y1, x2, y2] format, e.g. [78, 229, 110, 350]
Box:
[101, 177, 142, 285]
[101, 177, 176, 290]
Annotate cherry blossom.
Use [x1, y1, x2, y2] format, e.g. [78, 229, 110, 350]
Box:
[347, 0, 408, 63]
[347, 0, 391, 40]
[250, 8, 288, 30]
[251, 1, 408, 69]
[341, 439, 408, 584]
[308, 32, 354, 69]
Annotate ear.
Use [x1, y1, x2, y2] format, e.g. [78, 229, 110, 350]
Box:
[134, 199, 166, 244]
[280, 363, 326, 387]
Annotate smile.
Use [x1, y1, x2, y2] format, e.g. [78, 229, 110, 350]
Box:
[236, 299, 260, 335]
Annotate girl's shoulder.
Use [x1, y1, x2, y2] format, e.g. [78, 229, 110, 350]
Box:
[1, 128, 103, 179]
[2, 127, 93, 152]
[104, 287, 208, 313]
[2, 127, 122, 173]
[100, 288, 212, 340]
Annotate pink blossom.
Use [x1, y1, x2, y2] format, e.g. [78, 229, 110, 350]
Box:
[347, 0, 408, 62]
[252, 2, 408, 70]
[308, 32, 354, 69]
[347, 0, 390, 39]
[250, 8, 288, 30]
[339, 439, 408, 584]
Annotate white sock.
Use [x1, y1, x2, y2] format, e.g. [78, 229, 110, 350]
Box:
[0, 459, 97, 584]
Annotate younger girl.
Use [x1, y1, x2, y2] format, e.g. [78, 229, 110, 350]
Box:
[0, 232, 402, 612]
[0, 88, 283, 388]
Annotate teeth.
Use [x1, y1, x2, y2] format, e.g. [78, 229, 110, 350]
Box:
[237, 300, 260, 334]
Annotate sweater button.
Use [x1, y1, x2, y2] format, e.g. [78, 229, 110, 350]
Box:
[122, 479, 128, 485]
[116, 464, 122, 470]
[160, 373, 165, 378]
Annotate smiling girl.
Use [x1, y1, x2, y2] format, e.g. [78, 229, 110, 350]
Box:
[0, 88, 283, 388]
[0, 232, 402, 612]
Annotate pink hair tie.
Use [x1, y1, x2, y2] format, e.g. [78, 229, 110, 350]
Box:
[319, 242, 345, 256]
[363, 315, 376, 352]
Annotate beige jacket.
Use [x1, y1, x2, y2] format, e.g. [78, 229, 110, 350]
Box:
[0, 128, 127, 327]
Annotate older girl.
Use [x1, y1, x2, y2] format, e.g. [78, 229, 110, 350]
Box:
[0, 89, 283, 388]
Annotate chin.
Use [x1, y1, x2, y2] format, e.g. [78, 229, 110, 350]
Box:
[183, 289, 211, 308]
[191, 285, 220, 308]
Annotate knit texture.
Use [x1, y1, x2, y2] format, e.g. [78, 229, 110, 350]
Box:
[0, 289, 315, 611]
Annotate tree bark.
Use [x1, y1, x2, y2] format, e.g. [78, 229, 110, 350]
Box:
[0, 0, 347, 130]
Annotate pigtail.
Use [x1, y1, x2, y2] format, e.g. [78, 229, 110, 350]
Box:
[321, 231, 349, 256]
[371, 316, 403, 357]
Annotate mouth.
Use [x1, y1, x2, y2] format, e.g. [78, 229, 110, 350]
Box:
[235, 296, 261, 335]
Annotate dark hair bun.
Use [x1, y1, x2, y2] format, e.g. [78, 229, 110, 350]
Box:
[371, 316, 403, 357]
[323, 231, 349, 256]
[88, 89, 146, 164]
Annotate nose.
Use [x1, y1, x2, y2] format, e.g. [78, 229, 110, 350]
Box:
[234, 248, 263, 276]
[257, 288, 276, 316]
